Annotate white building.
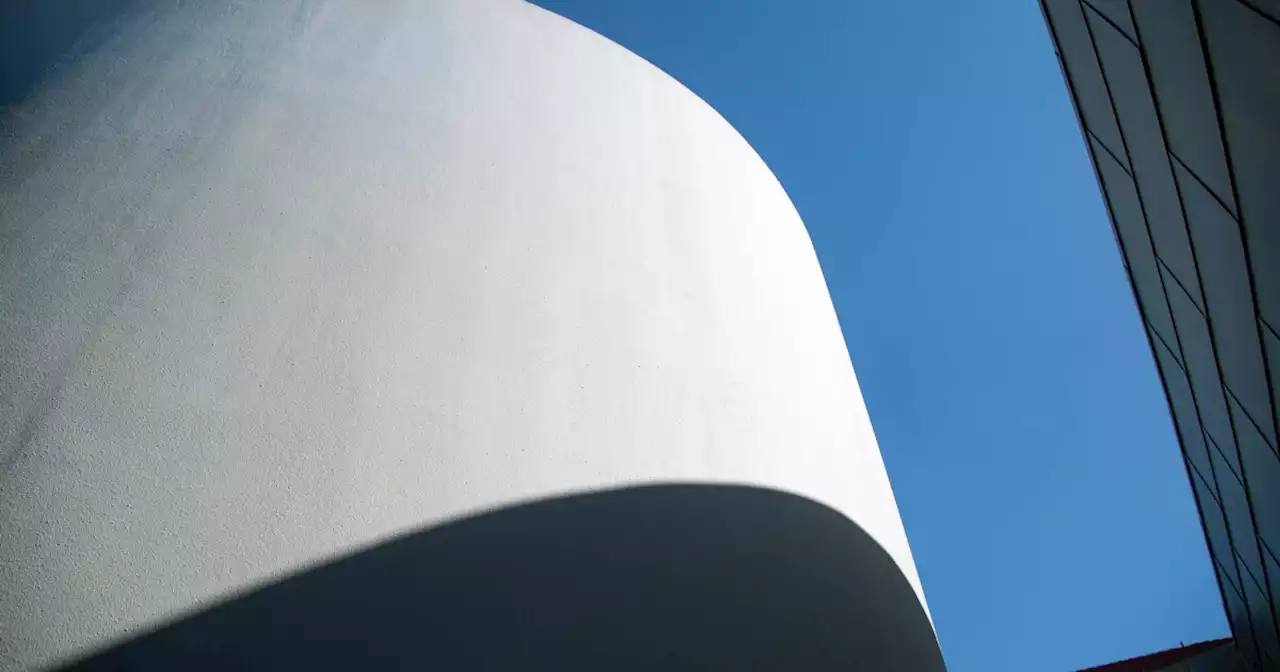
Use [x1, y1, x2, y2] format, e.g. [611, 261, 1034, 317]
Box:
[0, 1, 941, 668]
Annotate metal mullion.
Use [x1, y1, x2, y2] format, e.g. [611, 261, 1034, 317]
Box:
[1223, 383, 1280, 461]
[1265, 537, 1280, 571]
[1154, 256, 1210, 324]
[1084, 128, 1134, 179]
[1264, 318, 1280, 345]
[1149, 319, 1185, 372]
[1168, 150, 1238, 220]
[1081, 0, 1139, 47]
[1234, 0, 1280, 28]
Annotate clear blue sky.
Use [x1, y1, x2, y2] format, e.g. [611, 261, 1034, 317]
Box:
[531, 1, 1228, 669]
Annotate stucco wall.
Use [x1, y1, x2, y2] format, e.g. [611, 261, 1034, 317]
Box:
[0, 0, 928, 667]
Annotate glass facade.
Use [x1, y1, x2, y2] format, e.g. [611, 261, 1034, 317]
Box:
[1041, 0, 1280, 668]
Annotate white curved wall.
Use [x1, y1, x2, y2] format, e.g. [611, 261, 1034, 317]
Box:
[0, 0, 927, 667]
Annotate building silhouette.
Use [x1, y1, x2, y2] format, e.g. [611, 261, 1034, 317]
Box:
[1042, 0, 1280, 668]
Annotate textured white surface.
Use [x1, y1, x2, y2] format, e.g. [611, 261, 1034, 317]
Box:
[0, 0, 927, 668]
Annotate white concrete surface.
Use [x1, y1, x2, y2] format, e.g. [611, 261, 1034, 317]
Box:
[0, 0, 928, 668]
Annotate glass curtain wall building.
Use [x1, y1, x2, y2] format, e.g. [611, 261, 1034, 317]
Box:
[1041, 0, 1280, 668]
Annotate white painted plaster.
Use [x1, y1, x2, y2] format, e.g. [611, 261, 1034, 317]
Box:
[0, 1, 928, 667]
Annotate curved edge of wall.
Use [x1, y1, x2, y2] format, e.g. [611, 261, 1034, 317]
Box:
[514, 0, 931, 616]
[0, 0, 933, 667]
[54, 483, 946, 671]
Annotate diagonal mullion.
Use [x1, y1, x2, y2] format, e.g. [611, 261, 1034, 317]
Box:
[1235, 0, 1280, 29]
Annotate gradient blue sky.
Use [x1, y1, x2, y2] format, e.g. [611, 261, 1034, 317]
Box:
[531, 1, 1228, 669]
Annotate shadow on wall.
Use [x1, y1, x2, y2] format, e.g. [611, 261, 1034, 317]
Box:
[0, 0, 148, 107]
[58, 484, 945, 671]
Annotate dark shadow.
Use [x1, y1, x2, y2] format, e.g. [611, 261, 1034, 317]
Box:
[58, 484, 945, 671]
[0, 0, 149, 107]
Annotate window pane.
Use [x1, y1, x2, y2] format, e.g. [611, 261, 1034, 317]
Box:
[1234, 393, 1280, 566]
[1130, 0, 1236, 211]
[1200, 0, 1280, 326]
[1205, 425, 1242, 499]
[1084, 0, 1136, 39]
[1176, 161, 1274, 446]
[1268, 550, 1280, 623]
[1044, 0, 1128, 166]
[1151, 326, 1213, 482]
[1164, 265, 1237, 464]
[1265, 324, 1280, 450]
[1215, 442, 1266, 600]
[1253, 0, 1280, 24]
[1098, 139, 1176, 348]
[1087, 5, 1204, 309]
[1196, 468, 1242, 597]
[1249, 590, 1280, 669]
[1219, 556, 1263, 669]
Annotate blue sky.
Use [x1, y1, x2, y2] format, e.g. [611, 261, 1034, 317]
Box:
[532, 1, 1228, 669]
